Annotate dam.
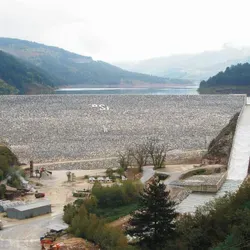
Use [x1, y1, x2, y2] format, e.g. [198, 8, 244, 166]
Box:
[0, 95, 244, 170]
[177, 96, 250, 213]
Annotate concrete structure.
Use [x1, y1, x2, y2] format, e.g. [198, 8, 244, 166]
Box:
[173, 172, 227, 193]
[177, 96, 250, 213]
[228, 98, 250, 180]
[6, 200, 51, 219]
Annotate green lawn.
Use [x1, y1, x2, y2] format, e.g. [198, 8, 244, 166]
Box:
[94, 203, 139, 222]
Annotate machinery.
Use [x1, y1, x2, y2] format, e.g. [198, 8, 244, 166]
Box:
[34, 167, 52, 179]
[40, 232, 60, 249]
[40, 224, 67, 249]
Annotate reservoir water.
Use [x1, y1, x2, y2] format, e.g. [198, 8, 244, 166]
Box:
[56, 87, 198, 95]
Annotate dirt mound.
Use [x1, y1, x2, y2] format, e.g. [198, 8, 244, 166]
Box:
[57, 238, 99, 250]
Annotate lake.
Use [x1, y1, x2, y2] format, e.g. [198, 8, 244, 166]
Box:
[55, 87, 198, 95]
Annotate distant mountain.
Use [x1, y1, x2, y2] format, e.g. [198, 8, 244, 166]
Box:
[198, 63, 250, 95]
[0, 38, 189, 89]
[0, 50, 56, 94]
[115, 45, 250, 81]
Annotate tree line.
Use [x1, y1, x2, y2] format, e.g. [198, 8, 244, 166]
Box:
[199, 63, 250, 93]
[117, 139, 170, 173]
[0, 50, 56, 94]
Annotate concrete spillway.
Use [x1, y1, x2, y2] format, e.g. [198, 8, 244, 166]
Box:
[178, 97, 250, 213]
[227, 104, 250, 180]
[177, 179, 241, 213]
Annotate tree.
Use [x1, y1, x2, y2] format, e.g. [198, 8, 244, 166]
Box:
[106, 168, 114, 178]
[0, 184, 6, 199]
[0, 169, 3, 181]
[147, 139, 169, 169]
[0, 155, 10, 177]
[117, 167, 125, 178]
[127, 178, 177, 249]
[118, 150, 132, 171]
[130, 144, 148, 172]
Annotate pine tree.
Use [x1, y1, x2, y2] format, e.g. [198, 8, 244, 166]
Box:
[127, 177, 177, 249]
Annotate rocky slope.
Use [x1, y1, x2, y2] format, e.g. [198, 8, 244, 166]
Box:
[202, 112, 239, 165]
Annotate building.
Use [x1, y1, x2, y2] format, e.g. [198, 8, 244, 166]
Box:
[7, 200, 51, 219]
[0, 200, 25, 212]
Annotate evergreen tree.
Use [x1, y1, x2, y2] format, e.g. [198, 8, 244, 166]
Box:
[127, 177, 177, 249]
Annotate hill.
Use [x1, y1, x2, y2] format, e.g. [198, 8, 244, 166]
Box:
[0, 50, 57, 94]
[198, 63, 250, 94]
[0, 38, 187, 88]
[115, 45, 250, 81]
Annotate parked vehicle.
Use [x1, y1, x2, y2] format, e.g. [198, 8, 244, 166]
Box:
[35, 192, 45, 198]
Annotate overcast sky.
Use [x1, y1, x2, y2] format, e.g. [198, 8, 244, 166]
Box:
[0, 0, 250, 62]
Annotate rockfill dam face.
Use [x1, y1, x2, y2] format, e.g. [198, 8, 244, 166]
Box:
[0, 95, 245, 169]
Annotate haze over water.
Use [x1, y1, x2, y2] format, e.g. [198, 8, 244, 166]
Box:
[56, 87, 198, 95]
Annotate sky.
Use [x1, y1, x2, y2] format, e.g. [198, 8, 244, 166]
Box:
[0, 0, 250, 62]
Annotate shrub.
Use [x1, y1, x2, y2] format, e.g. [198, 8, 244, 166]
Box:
[92, 180, 142, 209]
[64, 204, 131, 250]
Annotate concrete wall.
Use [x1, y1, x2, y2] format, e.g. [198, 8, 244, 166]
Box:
[183, 172, 227, 193]
[180, 165, 227, 180]
[7, 204, 51, 219]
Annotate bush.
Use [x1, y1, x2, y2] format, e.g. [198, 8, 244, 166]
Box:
[7, 173, 22, 189]
[106, 168, 114, 178]
[92, 180, 142, 209]
[0, 184, 6, 199]
[64, 204, 132, 250]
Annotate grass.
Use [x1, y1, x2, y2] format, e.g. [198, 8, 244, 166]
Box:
[94, 203, 139, 222]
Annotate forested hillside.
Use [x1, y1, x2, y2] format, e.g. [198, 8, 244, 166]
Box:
[0, 50, 57, 94]
[0, 38, 182, 87]
[199, 63, 250, 94]
[0, 79, 18, 95]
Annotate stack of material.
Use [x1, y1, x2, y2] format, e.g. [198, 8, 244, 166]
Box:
[56, 238, 98, 250]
